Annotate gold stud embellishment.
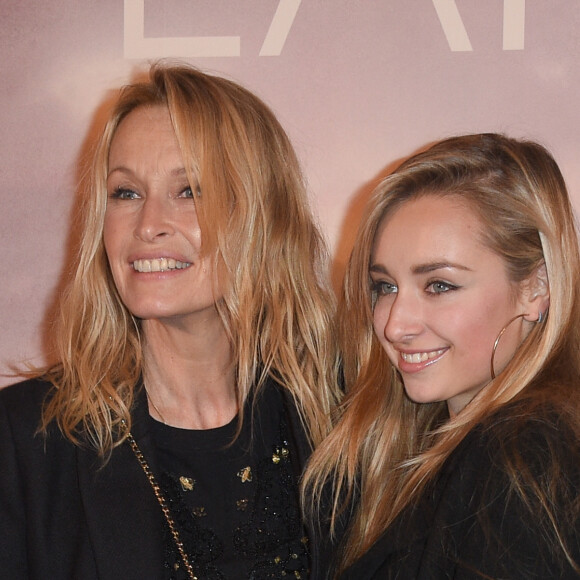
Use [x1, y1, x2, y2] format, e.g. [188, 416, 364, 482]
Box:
[237, 466, 253, 483]
[192, 506, 207, 518]
[272, 445, 289, 464]
[179, 476, 195, 492]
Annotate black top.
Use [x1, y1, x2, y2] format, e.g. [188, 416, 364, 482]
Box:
[0, 377, 314, 579]
[150, 385, 309, 579]
[337, 408, 580, 579]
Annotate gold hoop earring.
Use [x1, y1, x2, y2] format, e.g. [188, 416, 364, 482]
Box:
[490, 313, 528, 380]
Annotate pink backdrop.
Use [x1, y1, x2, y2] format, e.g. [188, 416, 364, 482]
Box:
[1, 0, 579, 385]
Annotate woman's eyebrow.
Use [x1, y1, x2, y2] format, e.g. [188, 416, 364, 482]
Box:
[370, 260, 472, 277]
[412, 261, 472, 275]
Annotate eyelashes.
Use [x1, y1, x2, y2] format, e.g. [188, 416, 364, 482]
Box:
[178, 187, 193, 199]
[371, 280, 397, 297]
[109, 186, 139, 200]
[370, 279, 460, 298]
[108, 185, 199, 200]
[426, 281, 459, 294]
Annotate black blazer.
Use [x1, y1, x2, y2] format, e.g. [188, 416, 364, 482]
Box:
[339, 415, 580, 580]
[0, 377, 312, 579]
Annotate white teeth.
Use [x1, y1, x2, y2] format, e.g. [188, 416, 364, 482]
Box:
[132, 258, 191, 272]
[401, 349, 446, 364]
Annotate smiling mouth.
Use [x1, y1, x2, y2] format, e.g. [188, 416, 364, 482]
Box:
[132, 258, 192, 273]
[400, 348, 447, 364]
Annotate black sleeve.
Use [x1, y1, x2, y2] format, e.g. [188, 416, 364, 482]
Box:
[0, 389, 29, 578]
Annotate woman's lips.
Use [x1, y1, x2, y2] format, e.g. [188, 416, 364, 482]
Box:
[397, 348, 448, 372]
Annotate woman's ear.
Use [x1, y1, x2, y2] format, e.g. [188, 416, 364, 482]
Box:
[520, 262, 550, 322]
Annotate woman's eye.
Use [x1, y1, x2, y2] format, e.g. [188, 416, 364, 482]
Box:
[178, 186, 194, 199]
[110, 187, 139, 200]
[372, 281, 397, 296]
[427, 281, 458, 294]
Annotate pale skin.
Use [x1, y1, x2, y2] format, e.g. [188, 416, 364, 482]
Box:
[103, 105, 237, 429]
[370, 195, 550, 416]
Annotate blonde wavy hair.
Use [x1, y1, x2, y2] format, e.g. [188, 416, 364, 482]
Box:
[303, 133, 580, 573]
[41, 62, 339, 456]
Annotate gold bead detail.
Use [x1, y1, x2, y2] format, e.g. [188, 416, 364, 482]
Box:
[237, 466, 253, 483]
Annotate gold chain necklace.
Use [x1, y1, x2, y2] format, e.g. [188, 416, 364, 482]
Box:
[124, 425, 198, 580]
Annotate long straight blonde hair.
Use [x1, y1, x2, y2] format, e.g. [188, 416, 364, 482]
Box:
[303, 133, 580, 573]
[41, 62, 339, 455]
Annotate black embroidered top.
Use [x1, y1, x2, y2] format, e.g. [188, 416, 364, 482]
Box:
[149, 383, 309, 579]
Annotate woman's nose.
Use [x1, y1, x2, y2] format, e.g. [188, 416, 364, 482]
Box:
[382, 292, 423, 343]
[134, 196, 175, 242]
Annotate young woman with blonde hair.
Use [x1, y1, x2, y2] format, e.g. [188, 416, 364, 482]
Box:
[0, 62, 338, 579]
[305, 133, 580, 578]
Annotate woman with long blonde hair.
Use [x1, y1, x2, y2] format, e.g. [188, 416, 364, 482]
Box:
[0, 62, 338, 579]
[305, 133, 580, 578]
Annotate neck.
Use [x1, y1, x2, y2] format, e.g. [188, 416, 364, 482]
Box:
[141, 316, 237, 429]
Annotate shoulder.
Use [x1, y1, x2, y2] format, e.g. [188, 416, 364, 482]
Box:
[0, 376, 53, 399]
[0, 377, 56, 440]
[443, 403, 580, 503]
[435, 404, 580, 576]
[438, 400, 580, 515]
[464, 401, 580, 472]
[0, 377, 53, 417]
[0, 376, 54, 407]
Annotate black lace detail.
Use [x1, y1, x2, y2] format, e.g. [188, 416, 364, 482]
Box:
[233, 438, 309, 578]
[160, 471, 225, 580]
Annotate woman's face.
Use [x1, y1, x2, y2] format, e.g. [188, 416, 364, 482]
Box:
[370, 195, 533, 415]
[103, 105, 219, 325]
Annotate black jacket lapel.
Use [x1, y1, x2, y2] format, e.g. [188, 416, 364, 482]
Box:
[77, 388, 165, 579]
